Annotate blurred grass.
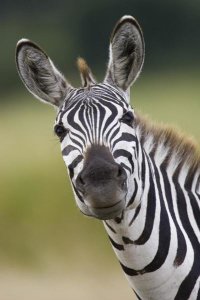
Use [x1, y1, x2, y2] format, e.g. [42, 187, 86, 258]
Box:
[134, 70, 200, 143]
[0, 70, 199, 270]
[0, 98, 110, 268]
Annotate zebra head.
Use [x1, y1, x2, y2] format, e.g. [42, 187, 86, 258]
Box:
[16, 16, 145, 220]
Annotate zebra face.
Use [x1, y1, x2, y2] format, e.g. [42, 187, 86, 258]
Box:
[16, 16, 145, 220]
[54, 84, 138, 219]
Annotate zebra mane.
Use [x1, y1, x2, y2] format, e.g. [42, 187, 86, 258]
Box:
[77, 57, 96, 88]
[136, 113, 200, 176]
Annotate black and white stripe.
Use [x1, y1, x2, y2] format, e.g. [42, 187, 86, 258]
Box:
[16, 15, 200, 300]
[57, 82, 200, 299]
[104, 125, 200, 299]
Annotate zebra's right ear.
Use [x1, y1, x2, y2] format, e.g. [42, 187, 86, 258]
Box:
[16, 39, 72, 107]
[104, 16, 145, 94]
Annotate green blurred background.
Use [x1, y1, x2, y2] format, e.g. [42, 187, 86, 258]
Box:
[1, 1, 200, 299]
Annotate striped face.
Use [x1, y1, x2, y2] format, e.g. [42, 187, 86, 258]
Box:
[55, 84, 139, 219]
[16, 16, 145, 220]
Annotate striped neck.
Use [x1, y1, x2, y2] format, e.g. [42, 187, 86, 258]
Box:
[104, 115, 200, 300]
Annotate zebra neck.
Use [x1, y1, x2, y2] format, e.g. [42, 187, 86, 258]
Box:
[103, 118, 200, 299]
[103, 152, 199, 299]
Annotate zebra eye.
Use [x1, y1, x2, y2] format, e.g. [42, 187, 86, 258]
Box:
[54, 124, 68, 139]
[121, 111, 134, 126]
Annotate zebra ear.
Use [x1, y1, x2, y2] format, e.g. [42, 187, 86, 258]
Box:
[104, 16, 145, 93]
[16, 39, 72, 107]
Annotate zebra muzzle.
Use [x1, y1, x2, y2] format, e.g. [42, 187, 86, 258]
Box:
[75, 145, 127, 219]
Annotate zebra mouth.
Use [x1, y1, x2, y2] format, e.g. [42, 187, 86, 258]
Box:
[88, 199, 125, 220]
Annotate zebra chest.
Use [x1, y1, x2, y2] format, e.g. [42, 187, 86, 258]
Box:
[108, 239, 196, 300]
[104, 217, 198, 300]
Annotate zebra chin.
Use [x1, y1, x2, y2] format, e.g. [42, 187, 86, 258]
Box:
[87, 199, 126, 220]
[80, 191, 127, 220]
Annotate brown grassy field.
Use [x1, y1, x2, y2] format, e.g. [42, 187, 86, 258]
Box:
[0, 267, 135, 300]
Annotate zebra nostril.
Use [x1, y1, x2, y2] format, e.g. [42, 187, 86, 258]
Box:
[117, 166, 123, 177]
[76, 174, 85, 192]
[79, 175, 85, 185]
[117, 165, 125, 178]
[116, 165, 127, 188]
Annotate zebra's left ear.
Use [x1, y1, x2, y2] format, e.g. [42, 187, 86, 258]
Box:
[104, 16, 145, 95]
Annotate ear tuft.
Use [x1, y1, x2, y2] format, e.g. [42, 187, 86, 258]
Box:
[77, 57, 96, 88]
[77, 57, 90, 78]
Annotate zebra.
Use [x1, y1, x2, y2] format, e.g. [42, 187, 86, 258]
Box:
[16, 15, 200, 300]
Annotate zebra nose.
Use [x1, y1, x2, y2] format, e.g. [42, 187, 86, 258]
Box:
[76, 163, 126, 193]
[117, 165, 127, 182]
[76, 173, 86, 193]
